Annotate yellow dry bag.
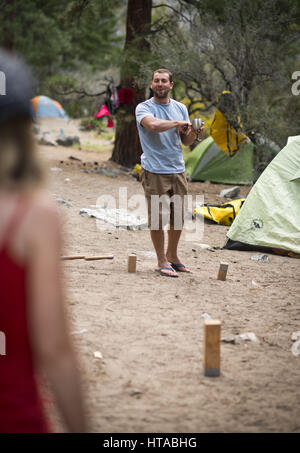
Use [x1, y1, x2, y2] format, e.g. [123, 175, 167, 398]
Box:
[194, 198, 245, 226]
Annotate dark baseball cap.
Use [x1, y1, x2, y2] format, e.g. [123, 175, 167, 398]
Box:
[0, 49, 34, 124]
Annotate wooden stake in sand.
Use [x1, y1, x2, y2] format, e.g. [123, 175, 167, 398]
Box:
[85, 255, 114, 261]
[61, 255, 85, 260]
[217, 262, 228, 281]
[127, 254, 137, 273]
[203, 320, 221, 377]
[61, 255, 114, 261]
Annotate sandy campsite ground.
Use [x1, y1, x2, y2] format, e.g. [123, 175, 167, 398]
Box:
[38, 118, 300, 433]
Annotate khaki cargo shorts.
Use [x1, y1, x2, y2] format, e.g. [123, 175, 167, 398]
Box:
[140, 168, 188, 230]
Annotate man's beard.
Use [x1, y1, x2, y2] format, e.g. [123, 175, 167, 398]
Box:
[152, 87, 170, 99]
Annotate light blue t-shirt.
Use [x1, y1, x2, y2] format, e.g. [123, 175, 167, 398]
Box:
[135, 98, 189, 174]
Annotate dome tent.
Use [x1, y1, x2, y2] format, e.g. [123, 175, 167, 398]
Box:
[224, 136, 300, 256]
[184, 136, 254, 185]
[31, 96, 69, 119]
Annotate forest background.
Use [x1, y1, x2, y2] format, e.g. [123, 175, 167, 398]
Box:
[0, 0, 299, 172]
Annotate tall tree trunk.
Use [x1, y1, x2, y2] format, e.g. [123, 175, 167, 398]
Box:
[111, 0, 152, 168]
[3, 0, 16, 52]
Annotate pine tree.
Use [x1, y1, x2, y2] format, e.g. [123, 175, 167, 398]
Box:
[111, 0, 152, 168]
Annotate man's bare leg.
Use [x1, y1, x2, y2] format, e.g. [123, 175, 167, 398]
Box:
[166, 226, 182, 264]
[166, 226, 191, 272]
[150, 229, 178, 276]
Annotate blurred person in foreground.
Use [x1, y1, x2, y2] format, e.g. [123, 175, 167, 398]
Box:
[0, 49, 87, 433]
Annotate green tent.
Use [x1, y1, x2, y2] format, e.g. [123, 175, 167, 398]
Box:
[184, 136, 254, 184]
[224, 136, 300, 255]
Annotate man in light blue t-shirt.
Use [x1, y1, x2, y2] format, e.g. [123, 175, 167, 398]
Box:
[135, 68, 203, 277]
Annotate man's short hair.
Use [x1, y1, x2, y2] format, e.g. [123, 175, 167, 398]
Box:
[152, 69, 173, 83]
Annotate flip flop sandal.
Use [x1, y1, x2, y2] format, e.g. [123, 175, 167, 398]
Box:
[155, 266, 178, 278]
[170, 263, 192, 273]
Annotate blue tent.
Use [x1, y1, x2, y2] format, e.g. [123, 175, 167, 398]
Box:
[31, 95, 69, 119]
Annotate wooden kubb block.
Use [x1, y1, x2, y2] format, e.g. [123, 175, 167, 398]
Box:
[127, 254, 137, 273]
[203, 320, 221, 377]
[217, 262, 228, 281]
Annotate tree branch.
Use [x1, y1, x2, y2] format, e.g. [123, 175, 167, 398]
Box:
[152, 3, 191, 22]
[54, 88, 107, 97]
[179, 0, 202, 8]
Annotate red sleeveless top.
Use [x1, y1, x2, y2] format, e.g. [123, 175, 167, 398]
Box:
[0, 199, 49, 433]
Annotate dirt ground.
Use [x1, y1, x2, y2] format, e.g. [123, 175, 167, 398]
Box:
[39, 118, 300, 433]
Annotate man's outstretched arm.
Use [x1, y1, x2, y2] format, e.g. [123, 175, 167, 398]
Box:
[141, 115, 189, 133]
